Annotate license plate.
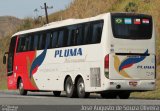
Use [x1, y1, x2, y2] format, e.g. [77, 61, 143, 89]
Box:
[129, 81, 138, 87]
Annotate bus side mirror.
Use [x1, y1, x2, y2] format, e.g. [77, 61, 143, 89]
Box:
[3, 55, 6, 64]
[3, 52, 8, 64]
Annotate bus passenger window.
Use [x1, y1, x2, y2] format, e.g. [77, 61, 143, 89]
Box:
[58, 31, 64, 47]
[37, 35, 42, 50]
[49, 33, 53, 49]
[28, 35, 34, 51]
[70, 30, 76, 46]
[41, 33, 47, 49]
[33, 34, 38, 50]
[17, 36, 26, 52]
[46, 33, 51, 49]
[83, 23, 91, 45]
[52, 31, 58, 48]
[76, 25, 83, 45]
[67, 25, 78, 46]
[38, 33, 46, 50]
[24, 37, 30, 51]
[63, 28, 69, 47]
[92, 22, 103, 43]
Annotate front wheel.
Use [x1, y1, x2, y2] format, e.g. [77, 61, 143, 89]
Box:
[77, 78, 90, 98]
[18, 79, 27, 95]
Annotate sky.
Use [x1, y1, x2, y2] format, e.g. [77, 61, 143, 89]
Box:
[0, 0, 73, 18]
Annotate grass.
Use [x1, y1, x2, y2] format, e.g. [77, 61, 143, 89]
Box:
[0, 75, 7, 90]
[131, 81, 160, 99]
[130, 66, 160, 99]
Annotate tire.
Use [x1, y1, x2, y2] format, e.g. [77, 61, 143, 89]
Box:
[117, 92, 130, 99]
[53, 91, 61, 97]
[18, 79, 27, 95]
[101, 92, 117, 99]
[65, 77, 77, 98]
[77, 78, 90, 98]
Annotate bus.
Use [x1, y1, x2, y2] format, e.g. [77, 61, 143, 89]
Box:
[3, 12, 156, 99]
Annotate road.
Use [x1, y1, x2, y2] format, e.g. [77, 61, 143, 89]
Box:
[0, 90, 160, 111]
[0, 90, 160, 105]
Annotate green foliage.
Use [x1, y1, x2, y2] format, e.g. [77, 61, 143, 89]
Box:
[125, 2, 138, 12]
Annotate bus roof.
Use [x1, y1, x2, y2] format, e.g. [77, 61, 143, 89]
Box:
[12, 13, 109, 37]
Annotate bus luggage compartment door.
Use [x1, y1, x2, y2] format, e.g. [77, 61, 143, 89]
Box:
[109, 53, 155, 80]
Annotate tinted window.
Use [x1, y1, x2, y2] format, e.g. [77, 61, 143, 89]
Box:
[17, 35, 36, 52]
[76, 25, 84, 45]
[16, 20, 104, 51]
[17, 36, 26, 52]
[92, 21, 103, 43]
[25, 37, 30, 51]
[33, 34, 39, 50]
[67, 25, 77, 46]
[52, 31, 58, 48]
[37, 33, 46, 50]
[111, 13, 153, 39]
[46, 33, 51, 49]
[41, 33, 46, 49]
[83, 23, 91, 44]
[58, 31, 64, 47]
[63, 28, 69, 47]
[28, 35, 34, 51]
[37, 34, 41, 50]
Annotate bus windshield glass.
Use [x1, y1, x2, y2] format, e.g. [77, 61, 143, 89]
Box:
[111, 13, 153, 39]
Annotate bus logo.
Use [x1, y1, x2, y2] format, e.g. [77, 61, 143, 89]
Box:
[54, 48, 83, 58]
[114, 50, 148, 78]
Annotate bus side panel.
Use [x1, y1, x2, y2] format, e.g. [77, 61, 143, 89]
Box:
[7, 76, 17, 90]
[14, 51, 38, 90]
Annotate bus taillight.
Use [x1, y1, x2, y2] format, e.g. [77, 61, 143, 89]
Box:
[105, 55, 109, 69]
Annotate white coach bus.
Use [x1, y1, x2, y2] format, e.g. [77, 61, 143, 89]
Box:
[4, 13, 156, 99]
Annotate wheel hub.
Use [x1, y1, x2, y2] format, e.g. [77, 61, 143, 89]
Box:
[67, 82, 72, 93]
[78, 83, 85, 94]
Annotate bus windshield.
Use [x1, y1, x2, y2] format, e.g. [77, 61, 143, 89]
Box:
[111, 13, 153, 40]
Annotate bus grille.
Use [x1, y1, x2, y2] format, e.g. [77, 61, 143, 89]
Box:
[90, 68, 101, 87]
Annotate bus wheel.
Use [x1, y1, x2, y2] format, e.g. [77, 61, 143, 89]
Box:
[53, 91, 61, 97]
[77, 78, 90, 98]
[18, 79, 27, 95]
[101, 92, 116, 99]
[117, 92, 130, 99]
[65, 77, 77, 98]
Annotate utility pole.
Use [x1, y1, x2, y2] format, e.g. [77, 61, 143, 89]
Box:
[41, 3, 53, 24]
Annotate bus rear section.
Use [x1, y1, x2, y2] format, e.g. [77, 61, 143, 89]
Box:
[104, 13, 155, 93]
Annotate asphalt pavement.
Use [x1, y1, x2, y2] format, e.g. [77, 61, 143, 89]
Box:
[0, 90, 160, 111]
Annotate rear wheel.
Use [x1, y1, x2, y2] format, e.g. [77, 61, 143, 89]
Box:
[77, 78, 90, 98]
[65, 77, 77, 98]
[117, 92, 130, 99]
[18, 79, 27, 95]
[53, 91, 61, 97]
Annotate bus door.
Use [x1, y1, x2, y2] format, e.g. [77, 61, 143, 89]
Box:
[7, 36, 18, 89]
